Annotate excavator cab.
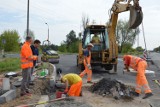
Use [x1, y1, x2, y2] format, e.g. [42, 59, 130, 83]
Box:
[82, 25, 109, 63]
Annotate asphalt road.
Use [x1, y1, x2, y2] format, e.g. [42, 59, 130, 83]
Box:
[54, 54, 160, 107]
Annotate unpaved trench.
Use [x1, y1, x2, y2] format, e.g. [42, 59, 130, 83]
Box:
[48, 83, 151, 107]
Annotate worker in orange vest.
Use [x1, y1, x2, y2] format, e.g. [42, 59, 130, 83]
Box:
[61, 73, 82, 96]
[20, 36, 38, 96]
[123, 55, 153, 99]
[80, 43, 94, 83]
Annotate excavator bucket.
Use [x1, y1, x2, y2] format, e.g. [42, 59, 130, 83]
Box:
[129, 6, 143, 29]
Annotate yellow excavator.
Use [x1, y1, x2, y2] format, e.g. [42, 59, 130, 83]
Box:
[77, 0, 143, 73]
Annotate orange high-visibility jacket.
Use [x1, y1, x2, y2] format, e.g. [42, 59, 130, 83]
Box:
[20, 42, 37, 69]
[123, 55, 144, 70]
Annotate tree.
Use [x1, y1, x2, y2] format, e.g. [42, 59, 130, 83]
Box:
[0, 30, 20, 52]
[49, 44, 59, 51]
[82, 14, 89, 30]
[121, 43, 133, 53]
[58, 41, 67, 52]
[24, 29, 35, 40]
[136, 46, 144, 52]
[116, 20, 140, 53]
[153, 46, 160, 52]
[58, 30, 79, 53]
[66, 30, 78, 47]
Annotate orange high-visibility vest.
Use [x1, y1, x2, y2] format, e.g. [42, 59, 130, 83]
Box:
[130, 56, 143, 70]
[83, 50, 91, 65]
[20, 42, 37, 69]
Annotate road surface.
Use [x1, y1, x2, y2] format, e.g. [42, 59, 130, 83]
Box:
[51, 54, 160, 107]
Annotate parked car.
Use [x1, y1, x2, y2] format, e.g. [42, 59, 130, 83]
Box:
[41, 50, 60, 64]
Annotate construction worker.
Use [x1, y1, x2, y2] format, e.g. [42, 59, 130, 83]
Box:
[20, 36, 38, 96]
[30, 39, 41, 85]
[123, 55, 153, 99]
[61, 73, 82, 96]
[30, 39, 41, 69]
[80, 43, 94, 83]
[91, 33, 100, 44]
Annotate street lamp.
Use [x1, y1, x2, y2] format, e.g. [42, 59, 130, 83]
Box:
[27, 0, 30, 37]
[45, 23, 50, 45]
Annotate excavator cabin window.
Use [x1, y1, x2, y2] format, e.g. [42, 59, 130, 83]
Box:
[83, 25, 109, 51]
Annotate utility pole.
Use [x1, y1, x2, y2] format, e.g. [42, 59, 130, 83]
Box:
[142, 22, 147, 51]
[27, 0, 30, 37]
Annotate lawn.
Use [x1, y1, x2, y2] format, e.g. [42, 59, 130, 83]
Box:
[0, 58, 20, 72]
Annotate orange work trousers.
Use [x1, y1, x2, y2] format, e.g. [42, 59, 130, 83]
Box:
[68, 80, 82, 96]
[80, 63, 92, 82]
[135, 61, 152, 94]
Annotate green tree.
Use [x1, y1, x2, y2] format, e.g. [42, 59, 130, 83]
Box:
[58, 41, 67, 52]
[24, 29, 35, 40]
[0, 30, 20, 52]
[136, 46, 144, 52]
[153, 46, 160, 52]
[58, 30, 79, 53]
[66, 30, 78, 46]
[116, 20, 140, 53]
[121, 43, 132, 53]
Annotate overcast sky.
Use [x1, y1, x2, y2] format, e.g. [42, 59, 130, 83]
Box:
[0, 0, 160, 50]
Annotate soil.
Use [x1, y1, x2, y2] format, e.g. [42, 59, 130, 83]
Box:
[48, 83, 151, 107]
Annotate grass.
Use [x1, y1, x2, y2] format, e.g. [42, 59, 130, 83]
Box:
[57, 51, 77, 55]
[0, 58, 20, 73]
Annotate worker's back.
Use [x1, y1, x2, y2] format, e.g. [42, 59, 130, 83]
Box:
[20, 42, 33, 69]
[124, 55, 146, 70]
[62, 73, 82, 85]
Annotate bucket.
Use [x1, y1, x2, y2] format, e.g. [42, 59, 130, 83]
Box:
[56, 91, 66, 98]
[40, 70, 46, 76]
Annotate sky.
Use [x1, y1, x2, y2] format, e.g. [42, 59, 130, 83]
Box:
[0, 0, 160, 50]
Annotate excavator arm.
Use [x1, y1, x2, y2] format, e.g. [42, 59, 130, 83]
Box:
[107, 0, 143, 62]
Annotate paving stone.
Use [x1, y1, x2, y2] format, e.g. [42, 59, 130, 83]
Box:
[0, 96, 5, 104]
[1, 90, 16, 102]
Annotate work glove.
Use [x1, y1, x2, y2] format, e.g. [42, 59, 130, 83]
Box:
[87, 64, 92, 70]
[64, 89, 68, 94]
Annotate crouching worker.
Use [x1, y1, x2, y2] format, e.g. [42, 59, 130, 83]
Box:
[61, 73, 82, 96]
[123, 55, 153, 99]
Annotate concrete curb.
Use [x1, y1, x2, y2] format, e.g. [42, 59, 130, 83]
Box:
[0, 89, 16, 104]
[49, 63, 57, 92]
[124, 69, 155, 77]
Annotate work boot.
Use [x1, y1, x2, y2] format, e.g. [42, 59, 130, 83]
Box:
[80, 91, 83, 97]
[130, 91, 140, 97]
[20, 92, 32, 97]
[142, 93, 153, 99]
[29, 82, 35, 85]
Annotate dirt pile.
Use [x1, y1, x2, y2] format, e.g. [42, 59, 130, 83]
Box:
[90, 78, 134, 100]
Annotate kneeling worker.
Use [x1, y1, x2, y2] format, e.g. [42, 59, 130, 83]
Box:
[61, 73, 82, 96]
[123, 55, 153, 99]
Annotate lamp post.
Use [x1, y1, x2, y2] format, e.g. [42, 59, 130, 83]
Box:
[45, 23, 49, 45]
[27, 0, 30, 37]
